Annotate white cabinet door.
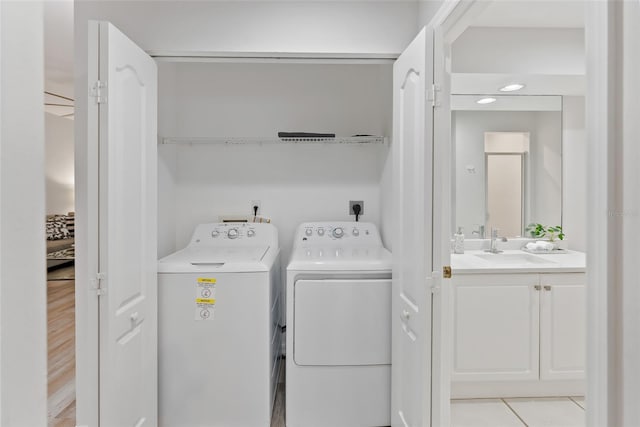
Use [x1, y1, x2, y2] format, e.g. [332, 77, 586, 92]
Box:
[452, 274, 540, 382]
[391, 26, 434, 427]
[539, 273, 586, 380]
[93, 21, 158, 426]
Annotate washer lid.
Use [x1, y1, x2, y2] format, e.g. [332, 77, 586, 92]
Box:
[158, 246, 272, 273]
[287, 246, 392, 271]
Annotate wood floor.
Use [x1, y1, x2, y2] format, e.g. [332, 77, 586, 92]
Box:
[47, 265, 76, 427]
[271, 363, 286, 427]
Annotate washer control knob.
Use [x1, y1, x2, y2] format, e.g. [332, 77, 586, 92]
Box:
[228, 228, 239, 239]
[352, 228, 360, 237]
[317, 228, 325, 236]
[247, 229, 255, 237]
[211, 230, 220, 238]
[305, 228, 313, 237]
[332, 227, 344, 238]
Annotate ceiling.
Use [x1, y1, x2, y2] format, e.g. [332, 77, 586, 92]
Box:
[471, 1, 585, 29]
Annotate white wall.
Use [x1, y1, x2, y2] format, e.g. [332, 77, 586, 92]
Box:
[452, 27, 585, 75]
[75, 1, 420, 55]
[418, 0, 445, 28]
[561, 96, 586, 251]
[159, 62, 392, 138]
[44, 0, 74, 99]
[0, 2, 47, 425]
[453, 110, 562, 238]
[45, 113, 75, 214]
[621, 2, 640, 424]
[157, 62, 392, 261]
[532, 111, 563, 229]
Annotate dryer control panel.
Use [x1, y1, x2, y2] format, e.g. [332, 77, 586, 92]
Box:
[294, 222, 382, 247]
[189, 222, 278, 248]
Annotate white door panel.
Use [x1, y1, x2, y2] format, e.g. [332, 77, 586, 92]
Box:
[96, 21, 158, 427]
[392, 27, 434, 427]
[452, 275, 540, 382]
[294, 279, 391, 366]
[540, 273, 586, 380]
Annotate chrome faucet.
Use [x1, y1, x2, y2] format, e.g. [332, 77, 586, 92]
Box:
[485, 228, 507, 253]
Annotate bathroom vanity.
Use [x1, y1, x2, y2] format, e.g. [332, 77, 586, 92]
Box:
[450, 249, 586, 398]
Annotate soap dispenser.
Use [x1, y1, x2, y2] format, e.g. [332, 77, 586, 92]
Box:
[454, 226, 465, 254]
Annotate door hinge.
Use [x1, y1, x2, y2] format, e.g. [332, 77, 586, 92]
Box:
[426, 276, 438, 294]
[95, 272, 107, 296]
[91, 81, 107, 104]
[428, 84, 441, 108]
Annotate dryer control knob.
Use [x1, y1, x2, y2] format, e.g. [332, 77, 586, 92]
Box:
[352, 228, 360, 236]
[228, 228, 239, 239]
[317, 228, 325, 236]
[211, 230, 220, 238]
[305, 228, 313, 237]
[332, 227, 344, 238]
[247, 229, 255, 237]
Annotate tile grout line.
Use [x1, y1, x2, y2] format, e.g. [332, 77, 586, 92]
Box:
[568, 396, 586, 410]
[501, 398, 529, 427]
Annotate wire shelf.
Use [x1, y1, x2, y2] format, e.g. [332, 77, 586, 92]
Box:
[159, 136, 387, 145]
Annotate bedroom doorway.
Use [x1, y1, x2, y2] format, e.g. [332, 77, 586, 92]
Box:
[44, 113, 76, 427]
[44, 1, 76, 425]
[45, 107, 76, 427]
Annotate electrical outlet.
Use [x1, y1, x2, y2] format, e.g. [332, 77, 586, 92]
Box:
[250, 200, 261, 216]
[349, 200, 364, 216]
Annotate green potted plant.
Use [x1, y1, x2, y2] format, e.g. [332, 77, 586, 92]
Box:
[525, 223, 565, 242]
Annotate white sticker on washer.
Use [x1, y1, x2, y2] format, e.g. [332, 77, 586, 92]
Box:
[195, 278, 217, 320]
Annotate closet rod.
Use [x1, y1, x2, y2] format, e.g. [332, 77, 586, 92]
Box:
[148, 51, 398, 64]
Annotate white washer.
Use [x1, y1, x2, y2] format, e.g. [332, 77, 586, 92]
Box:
[158, 222, 281, 427]
[286, 222, 392, 427]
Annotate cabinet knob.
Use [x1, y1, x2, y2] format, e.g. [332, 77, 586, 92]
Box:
[534, 285, 541, 291]
[544, 285, 552, 291]
[401, 310, 410, 320]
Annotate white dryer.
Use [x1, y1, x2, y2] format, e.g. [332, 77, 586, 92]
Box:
[158, 222, 281, 427]
[286, 222, 392, 427]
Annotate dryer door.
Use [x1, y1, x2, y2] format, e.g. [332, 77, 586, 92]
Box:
[294, 279, 391, 366]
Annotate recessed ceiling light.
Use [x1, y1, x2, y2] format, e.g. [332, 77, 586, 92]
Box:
[499, 83, 525, 92]
[476, 97, 497, 105]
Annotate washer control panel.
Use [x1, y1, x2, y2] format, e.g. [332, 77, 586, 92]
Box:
[189, 222, 278, 247]
[295, 222, 382, 246]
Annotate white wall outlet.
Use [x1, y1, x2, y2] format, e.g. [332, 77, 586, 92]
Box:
[349, 200, 364, 215]
[250, 200, 261, 216]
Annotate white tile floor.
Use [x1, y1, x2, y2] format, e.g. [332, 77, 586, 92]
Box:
[451, 397, 585, 427]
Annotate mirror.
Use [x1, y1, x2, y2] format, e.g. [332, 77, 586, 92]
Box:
[451, 95, 562, 238]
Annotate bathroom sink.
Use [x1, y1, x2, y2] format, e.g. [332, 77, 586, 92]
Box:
[475, 253, 556, 265]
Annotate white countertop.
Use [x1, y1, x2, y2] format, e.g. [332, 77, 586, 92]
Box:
[451, 249, 586, 274]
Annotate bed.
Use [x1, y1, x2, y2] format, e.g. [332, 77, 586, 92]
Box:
[46, 213, 74, 269]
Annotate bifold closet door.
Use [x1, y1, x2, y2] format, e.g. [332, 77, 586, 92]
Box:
[83, 20, 158, 427]
[391, 26, 436, 427]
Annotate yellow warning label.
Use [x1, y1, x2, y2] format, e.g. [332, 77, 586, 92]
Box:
[197, 278, 216, 284]
[196, 298, 216, 304]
